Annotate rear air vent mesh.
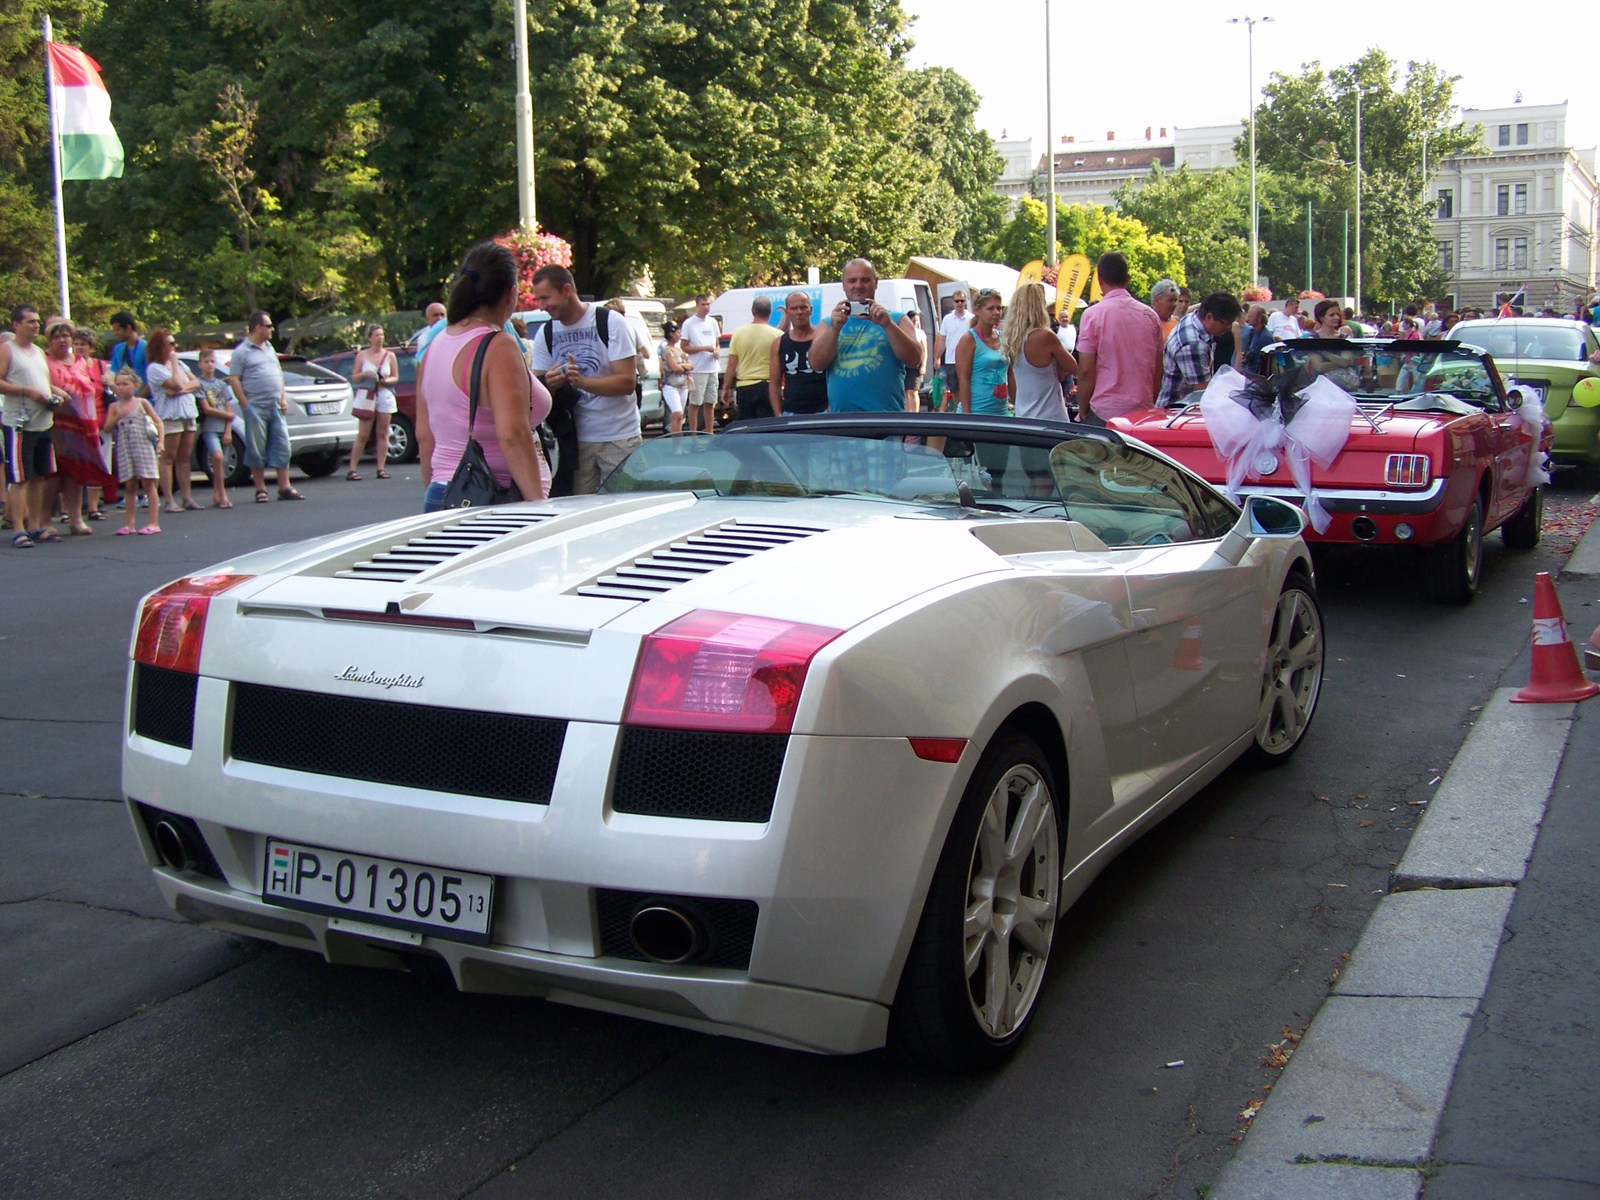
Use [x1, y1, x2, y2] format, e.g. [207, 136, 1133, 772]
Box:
[336, 509, 558, 582]
[574, 522, 825, 602]
[132, 664, 198, 748]
[612, 727, 788, 822]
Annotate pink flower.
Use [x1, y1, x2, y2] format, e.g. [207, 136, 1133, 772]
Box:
[494, 226, 575, 309]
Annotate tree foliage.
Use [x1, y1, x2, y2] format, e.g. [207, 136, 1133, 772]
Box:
[0, 0, 1005, 328]
[988, 198, 1185, 300]
[1114, 166, 1250, 296]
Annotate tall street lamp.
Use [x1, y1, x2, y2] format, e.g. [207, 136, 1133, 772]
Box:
[512, 0, 537, 230]
[1045, 0, 1057, 267]
[1228, 16, 1271, 289]
[1354, 84, 1366, 312]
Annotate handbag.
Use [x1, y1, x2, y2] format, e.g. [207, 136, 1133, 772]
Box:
[440, 331, 524, 510]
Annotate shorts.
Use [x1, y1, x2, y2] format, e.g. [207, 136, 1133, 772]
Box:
[689, 372, 719, 406]
[162, 416, 198, 434]
[423, 479, 448, 513]
[940, 363, 959, 393]
[661, 384, 687, 415]
[4, 426, 56, 484]
[242, 403, 291, 470]
[199, 430, 229, 456]
[904, 370, 921, 391]
[354, 388, 397, 416]
[735, 383, 773, 422]
[574, 435, 642, 495]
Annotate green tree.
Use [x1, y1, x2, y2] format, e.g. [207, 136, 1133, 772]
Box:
[897, 66, 1007, 259]
[988, 198, 1184, 300]
[1249, 49, 1475, 305]
[1114, 165, 1250, 296]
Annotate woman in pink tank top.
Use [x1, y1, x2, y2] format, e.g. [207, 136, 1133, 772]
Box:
[417, 242, 551, 511]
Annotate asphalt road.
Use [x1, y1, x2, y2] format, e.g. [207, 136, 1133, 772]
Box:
[0, 466, 1584, 1200]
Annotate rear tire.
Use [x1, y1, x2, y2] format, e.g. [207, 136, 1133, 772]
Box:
[1242, 575, 1325, 768]
[295, 449, 342, 478]
[890, 733, 1062, 1070]
[1425, 496, 1484, 604]
[1501, 486, 1542, 550]
[386, 414, 417, 464]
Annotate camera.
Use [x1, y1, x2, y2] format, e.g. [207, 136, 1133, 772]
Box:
[849, 301, 873, 318]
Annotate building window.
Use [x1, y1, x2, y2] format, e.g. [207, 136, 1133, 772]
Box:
[1498, 124, 1511, 147]
[1437, 189, 1453, 218]
[1516, 123, 1529, 146]
[1496, 238, 1510, 270]
[1513, 237, 1528, 270]
[1497, 185, 1511, 216]
[1437, 241, 1454, 273]
[1514, 183, 1528, 214]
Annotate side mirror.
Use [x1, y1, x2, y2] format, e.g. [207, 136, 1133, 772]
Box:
[1213, 495, 1308, 565]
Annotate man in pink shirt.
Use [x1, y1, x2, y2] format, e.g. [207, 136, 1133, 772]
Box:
[1074, 252, 1164, 425]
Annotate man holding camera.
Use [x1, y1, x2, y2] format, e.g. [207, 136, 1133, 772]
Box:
[806, 259, 924, 412]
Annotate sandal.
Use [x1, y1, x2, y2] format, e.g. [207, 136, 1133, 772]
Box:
[70, 524, 93, 536]
[278, 488, 306, 501]
[87, 510, 106, 521]
[183, 499, 205, 511]
[164, 503, 184, 514]
[255, 490, 269, 503]
[30, 527, 60, 544]
[11, 532, 35, 548]
[346, 471, 363, 481]
[375, 470, 390, 480]
[136, 525, 162, 535]
[214, 498, 234, 509]
[115, 526, 135, 536]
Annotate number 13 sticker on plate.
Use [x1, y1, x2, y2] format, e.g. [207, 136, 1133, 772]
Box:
[264, 839, 495, 944]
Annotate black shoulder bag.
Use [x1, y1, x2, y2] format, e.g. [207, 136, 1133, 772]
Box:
[440, 331, 524, 510]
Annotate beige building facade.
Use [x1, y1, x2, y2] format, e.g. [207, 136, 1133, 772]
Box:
[991, 124, 1243, 213]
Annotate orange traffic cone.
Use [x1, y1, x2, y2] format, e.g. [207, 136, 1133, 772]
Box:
[1587, 621, 1600, 674]
[1169, 617, 1204, 671]
[1512, 572, 1599, 703]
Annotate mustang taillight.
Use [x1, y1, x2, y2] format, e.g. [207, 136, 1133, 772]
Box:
[134, 573, 254, 674]
[625, 610, 843, 734]
[1384, 454, 1431, 488]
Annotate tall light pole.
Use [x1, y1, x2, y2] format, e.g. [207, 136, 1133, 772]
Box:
[512, 0, 537, 230]
[1229, 16, 1271, 288]
[1044, 0, 1057, 267]
[1354, 86, 1363, 311]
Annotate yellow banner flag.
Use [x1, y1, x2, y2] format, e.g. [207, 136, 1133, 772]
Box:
[1055, 253, 1092, 321]
[1018, 260, 1045, 288]
[1088, 271, 1103, 303]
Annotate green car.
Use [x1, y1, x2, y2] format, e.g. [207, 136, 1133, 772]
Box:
[1450, 318, 1600, 466]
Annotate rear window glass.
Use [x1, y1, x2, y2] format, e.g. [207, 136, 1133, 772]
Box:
[1452, 323, 1587, 362]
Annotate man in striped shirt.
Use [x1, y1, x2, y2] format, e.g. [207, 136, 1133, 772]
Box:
[1158, 292, 1241, 408]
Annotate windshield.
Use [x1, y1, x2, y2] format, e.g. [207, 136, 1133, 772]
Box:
[1268, 342, 1499, 404]
[1450, 323, 1589, 363]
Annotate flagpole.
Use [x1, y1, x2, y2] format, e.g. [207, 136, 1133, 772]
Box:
[42, 15, 71, 319]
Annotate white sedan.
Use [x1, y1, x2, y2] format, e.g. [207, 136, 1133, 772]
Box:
[122, 414, 1324, 1068]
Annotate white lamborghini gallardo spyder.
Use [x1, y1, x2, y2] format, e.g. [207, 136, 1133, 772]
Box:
[122, 414, 1324, 1067]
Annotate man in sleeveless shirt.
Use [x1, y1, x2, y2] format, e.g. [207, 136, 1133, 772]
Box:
[769, 291, 829, 416]
[807, 258, 923, 412]
[0, 305, 72, 545]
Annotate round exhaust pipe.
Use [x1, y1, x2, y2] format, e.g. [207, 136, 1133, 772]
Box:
[153, 820, 196, 872]
[629, 904, 707, 964]
[1350, 516, 1379, 542]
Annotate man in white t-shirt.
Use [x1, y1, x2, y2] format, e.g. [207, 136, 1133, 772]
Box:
[679, 294, 721, 434]
[932, 290, 970, 404]
[529, 265, 639, 494]
[1267, 299, 1303, 341]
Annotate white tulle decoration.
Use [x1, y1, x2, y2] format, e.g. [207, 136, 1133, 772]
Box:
[1510, 385, 1552, 487]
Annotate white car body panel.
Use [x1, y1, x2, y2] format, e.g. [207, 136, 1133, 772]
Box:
[122, 429, 1314, 1054]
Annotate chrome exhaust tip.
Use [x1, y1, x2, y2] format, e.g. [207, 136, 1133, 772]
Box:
[153, 819, 196, 872]
[629, 904, 707, 964]
[1351, 516, 1379, 542]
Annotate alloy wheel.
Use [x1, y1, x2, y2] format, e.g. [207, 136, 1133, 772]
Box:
[1255, 587, 1324, 755]
[963, 764, 1059, 1039]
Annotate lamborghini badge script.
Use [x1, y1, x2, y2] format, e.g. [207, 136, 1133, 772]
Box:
[334, 666, 425, 689]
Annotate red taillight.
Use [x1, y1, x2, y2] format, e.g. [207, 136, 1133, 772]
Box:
[134, 573, 254, 674]
[908, 737, 967, 763]
[625, 610, 843, 734]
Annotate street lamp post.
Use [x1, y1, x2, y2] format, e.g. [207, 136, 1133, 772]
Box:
[1045, 0, 1056, 267]
[1354, 86, 1363, 313]
[512, 0, 537, 230]
[1229, 16, 1271, 288]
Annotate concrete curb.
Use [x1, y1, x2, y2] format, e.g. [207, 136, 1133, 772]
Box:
[1208, 689, 1575, 1200]
[1559, 497, 1600, 580]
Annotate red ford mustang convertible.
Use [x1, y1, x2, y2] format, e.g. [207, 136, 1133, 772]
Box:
[1112, 339, 1552, 603]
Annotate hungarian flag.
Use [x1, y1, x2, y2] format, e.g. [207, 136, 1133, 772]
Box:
[47, 42, 124, 180]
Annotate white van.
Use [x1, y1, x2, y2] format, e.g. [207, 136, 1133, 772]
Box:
[709, 278, 940, 384]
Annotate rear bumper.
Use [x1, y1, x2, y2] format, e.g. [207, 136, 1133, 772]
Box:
[287, 414, 360, 459]
[1549, 407, 1600, 465]
[1235, 479, 1451, 545]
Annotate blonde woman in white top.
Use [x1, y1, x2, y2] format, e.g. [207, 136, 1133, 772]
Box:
[1002, 283, 1077, 422]
[346, 323, 398, 480]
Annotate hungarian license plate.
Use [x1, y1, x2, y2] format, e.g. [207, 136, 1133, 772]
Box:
[263, 839, 494, 943]
[306, 401, 342, 415]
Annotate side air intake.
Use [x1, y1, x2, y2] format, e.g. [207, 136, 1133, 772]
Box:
[574, 522, 825, 602]
[335, 510, 558, 582]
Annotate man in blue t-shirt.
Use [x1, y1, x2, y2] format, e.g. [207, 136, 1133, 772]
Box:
[807, 258, 923, 412]
[108, 311, 148, 386]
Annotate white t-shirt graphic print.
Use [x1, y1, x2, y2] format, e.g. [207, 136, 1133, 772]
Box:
[529, 305, 640, 443]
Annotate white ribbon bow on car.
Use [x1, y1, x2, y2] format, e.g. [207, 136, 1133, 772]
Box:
[1198, 366, 1358, 534]
[1506, 383, 1552, 488]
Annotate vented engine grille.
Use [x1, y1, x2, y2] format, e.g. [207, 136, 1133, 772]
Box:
[595, 889, 760, 969]
[132, 664, 199, 748]
[612, 727, 788, 822]
[575, 522, 825, 601]
[231, 683, 566, 804]
[337, 509, 558, 582]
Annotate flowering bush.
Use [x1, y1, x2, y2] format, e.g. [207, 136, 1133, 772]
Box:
[1298, 289, 1325, 301]
[495, 225, 574, 309]
[1241, 285, 1272, 302]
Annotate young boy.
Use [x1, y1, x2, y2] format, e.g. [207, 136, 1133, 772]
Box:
[193, 348, 235, 508]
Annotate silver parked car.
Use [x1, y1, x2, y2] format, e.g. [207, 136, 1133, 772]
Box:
[178, 350, 360, 484]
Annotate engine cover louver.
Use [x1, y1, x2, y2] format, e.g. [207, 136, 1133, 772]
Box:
[573, 522, 826, 602]
[336, 510, 558, 583]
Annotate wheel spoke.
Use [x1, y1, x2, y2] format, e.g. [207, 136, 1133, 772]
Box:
[1284, 625, 1320, 673]
[982, 936, 1012, 1033]
[964, 897, 993, 950]
[1004, 779, 1048, 866]
[1013, 912, 1052, 956]
[978, 800, 1006, 876]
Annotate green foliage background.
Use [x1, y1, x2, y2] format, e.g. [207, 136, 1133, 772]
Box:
[0, 0, 1007, 328]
